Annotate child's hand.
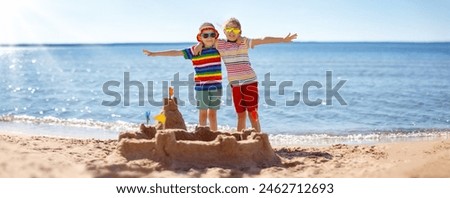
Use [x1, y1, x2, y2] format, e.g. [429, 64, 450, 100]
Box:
[284, 33, 298, 42]
[193, 43, 203, 56]
[143, 49, 154, 56]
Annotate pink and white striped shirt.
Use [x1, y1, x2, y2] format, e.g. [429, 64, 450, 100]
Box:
[217, 38, 257, 86]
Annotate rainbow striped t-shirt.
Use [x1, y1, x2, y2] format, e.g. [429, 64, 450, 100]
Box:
[183, 46, 222, 91]
[216, 38, 257, 86]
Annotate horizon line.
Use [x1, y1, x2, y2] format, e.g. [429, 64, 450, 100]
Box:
[1, 41, 450, 47]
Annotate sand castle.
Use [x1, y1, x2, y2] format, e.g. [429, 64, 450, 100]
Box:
[117, 97, 281, 169]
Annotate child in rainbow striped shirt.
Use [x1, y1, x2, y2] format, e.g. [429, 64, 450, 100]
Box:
[143, 23, 222, 131]
[196, 18, 297, 132]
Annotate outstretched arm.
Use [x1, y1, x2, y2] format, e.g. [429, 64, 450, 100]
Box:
[143, 49, 183, 57]
[250, 33, 298, 48]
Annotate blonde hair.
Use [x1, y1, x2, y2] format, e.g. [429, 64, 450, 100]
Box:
[224, 17, 241, 30]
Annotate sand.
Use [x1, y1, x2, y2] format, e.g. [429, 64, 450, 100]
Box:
[2, 97, 449, 178]
[1, 131, 449, 178]
[115, 96, 450, 177]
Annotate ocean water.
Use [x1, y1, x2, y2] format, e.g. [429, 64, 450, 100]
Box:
[1, 42, 449, 145]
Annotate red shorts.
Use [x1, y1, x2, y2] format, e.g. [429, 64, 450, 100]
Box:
[231, 82, 258, 113]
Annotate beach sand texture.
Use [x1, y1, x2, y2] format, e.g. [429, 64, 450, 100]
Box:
[0, 132, 449, 178]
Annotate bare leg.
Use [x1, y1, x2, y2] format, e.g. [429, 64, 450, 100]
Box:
[198, 109, 207, 127]
[248, 111, 261, 132]
[237, 111, 247, 132]
[208, 109, 218, 131]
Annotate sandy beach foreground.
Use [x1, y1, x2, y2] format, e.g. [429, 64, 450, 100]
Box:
[0, 132, 449, 178]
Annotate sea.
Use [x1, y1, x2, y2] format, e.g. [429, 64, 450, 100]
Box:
[1, 42, 449, 145]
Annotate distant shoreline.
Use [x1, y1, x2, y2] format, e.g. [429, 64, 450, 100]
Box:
[1, 41, 450, 47]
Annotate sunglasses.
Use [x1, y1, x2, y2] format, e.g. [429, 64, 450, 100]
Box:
[201, 32, 217, 39]
[225, 27, 241, 34]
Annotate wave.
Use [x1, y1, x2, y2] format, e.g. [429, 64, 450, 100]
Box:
[0, 114, 233, 134]
[0, 114, 138, 132]
[1, 114, 448, 145]
[269, 131, 449, 146]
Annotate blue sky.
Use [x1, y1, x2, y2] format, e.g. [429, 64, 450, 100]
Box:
[1, 0, 449, 44]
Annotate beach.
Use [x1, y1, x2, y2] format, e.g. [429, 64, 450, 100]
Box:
[1, 131, 449, 178]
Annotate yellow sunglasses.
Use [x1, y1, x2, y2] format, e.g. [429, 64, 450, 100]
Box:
[225, 27, 241, 34]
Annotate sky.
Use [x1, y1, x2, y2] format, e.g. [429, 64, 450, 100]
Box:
[1, 0, 449, 44]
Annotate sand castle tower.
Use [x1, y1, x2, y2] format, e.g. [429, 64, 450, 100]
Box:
[155, 97, 187, 130]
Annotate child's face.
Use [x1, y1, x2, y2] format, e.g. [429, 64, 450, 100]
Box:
[224, 23, 241, 41]
[200, 30, 217, 47]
